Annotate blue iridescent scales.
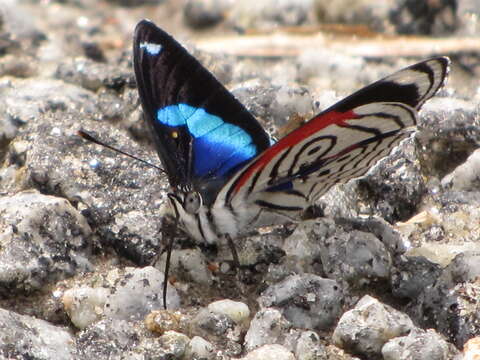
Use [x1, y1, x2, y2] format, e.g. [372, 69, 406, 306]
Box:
[156, 104, 258, 177]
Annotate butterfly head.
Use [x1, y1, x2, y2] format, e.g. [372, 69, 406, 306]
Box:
[167, 190, 217, 243]
[169, 191, 202, 215]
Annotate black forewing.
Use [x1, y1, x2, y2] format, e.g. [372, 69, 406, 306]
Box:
[133, 20, 271, 189]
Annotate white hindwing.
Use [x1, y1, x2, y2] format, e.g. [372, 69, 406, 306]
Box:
[212, 58, 449, 234]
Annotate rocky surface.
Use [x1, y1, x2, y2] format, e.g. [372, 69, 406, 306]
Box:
[1, 0, 479, 359]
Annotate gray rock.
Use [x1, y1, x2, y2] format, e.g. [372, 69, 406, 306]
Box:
[456, 0, 480, 36]
[185, 336, 216, 360]
[294, 330, 328, 360]
[1, 78, 97, 126]
[191, 307, 237, 341]
[318, 228, 392, 286]
[333, 295, 415, 358]
[184, 0, 230, 29]
[416, 98, 480, 179]
[0, 308, 75, 360]
[441, 148, 480, 191]
[55, 58, 134, 92]
[4, 86, 167, 266]
[390, 0, 458, 35]
[391, 255, 443, 300]
[282, 220, 323, 274]
[229, 0, 315, 31]
[0, 0, 47, 55]
[382, 328, 460, 360]
[314, 0, 398, 33]
[244, 308, 292, 351]
[0, 190, 93, 295]
[259, 273, 343, 330]
[104, 266, 180, 320]
[75, 318, 141, 358]
[357, 138, 425, 222]
[336, 216, 406, 255]
[412, 251, 480, 347]
[158, 331, 191, 359]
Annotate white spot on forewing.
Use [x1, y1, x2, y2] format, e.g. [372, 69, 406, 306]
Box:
[89, 159, 100, 169]
[139, 42, 162, 55]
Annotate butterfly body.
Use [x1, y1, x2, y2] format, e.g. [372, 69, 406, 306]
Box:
[133, 20, 449, 245]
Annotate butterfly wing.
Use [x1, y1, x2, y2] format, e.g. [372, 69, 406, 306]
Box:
[219, 57, 449, 216]
[133, 20, 271, 200]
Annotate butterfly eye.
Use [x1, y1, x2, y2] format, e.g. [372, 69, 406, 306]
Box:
[183, 192, 201, 214]
[171, 131, 178, 139]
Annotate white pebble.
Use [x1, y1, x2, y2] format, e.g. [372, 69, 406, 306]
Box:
[207, 299, 250, 324]
[62, 287, 108, 329]
[241, 344, 295, 360]
[184, 336, 215, 360]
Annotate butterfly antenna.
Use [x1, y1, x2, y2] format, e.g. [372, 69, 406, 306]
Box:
[162, 216, 177, 309]
[78, 129, 165, 174]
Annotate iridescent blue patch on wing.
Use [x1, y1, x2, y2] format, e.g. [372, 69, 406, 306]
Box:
[157, 105, 185, 126]
[157, 104, 258, 177]
[139, 42, 162, 55]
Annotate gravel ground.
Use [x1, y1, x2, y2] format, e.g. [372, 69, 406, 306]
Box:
[1, 0, 479, 359]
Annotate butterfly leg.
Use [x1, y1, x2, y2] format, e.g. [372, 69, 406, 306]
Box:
[157, 216, 178, 310]
[225, 234, 240, 269]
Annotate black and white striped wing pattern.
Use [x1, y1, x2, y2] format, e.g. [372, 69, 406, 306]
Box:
[219, 57, 449, 215]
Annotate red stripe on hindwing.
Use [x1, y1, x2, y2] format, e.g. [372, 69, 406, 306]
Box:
[232, 110, 358, 194]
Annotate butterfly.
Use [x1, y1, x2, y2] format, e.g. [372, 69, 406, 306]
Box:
[133, 19, 449, 248]
[129, 20, 451, 308]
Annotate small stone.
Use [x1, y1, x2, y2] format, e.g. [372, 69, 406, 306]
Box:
[145, 310, 183, 335]
[382, 328, 459, 360]
[412, 252, 480, 347]
[259, 273, 343, 330]
[104, 266, 180, 321]
[314, 0, 397, 33]
[184, 336, 216, 360]
[229, 0, 315, 31]
[441, 148, 480, 191]
[76, 318, 138, 358]
[282, 220, 322, 273]
[62, 286, 109, 329]
[318, 229, 392, 286]
[0, 190, 93, 295]
[241, 344, 295, 360]
[191, 307, 236, 340]
[294, 330, 328, 360]
[158, 331, 190, 358]
[244, 308, 292, 351]
[391, 255, 442, 300]
[333, 295, 415, 358]
[184, 0, 229, 29]
[0, 308, 75, 359]
[208, 299, 250, 325]
[463, 337, 480, 360]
